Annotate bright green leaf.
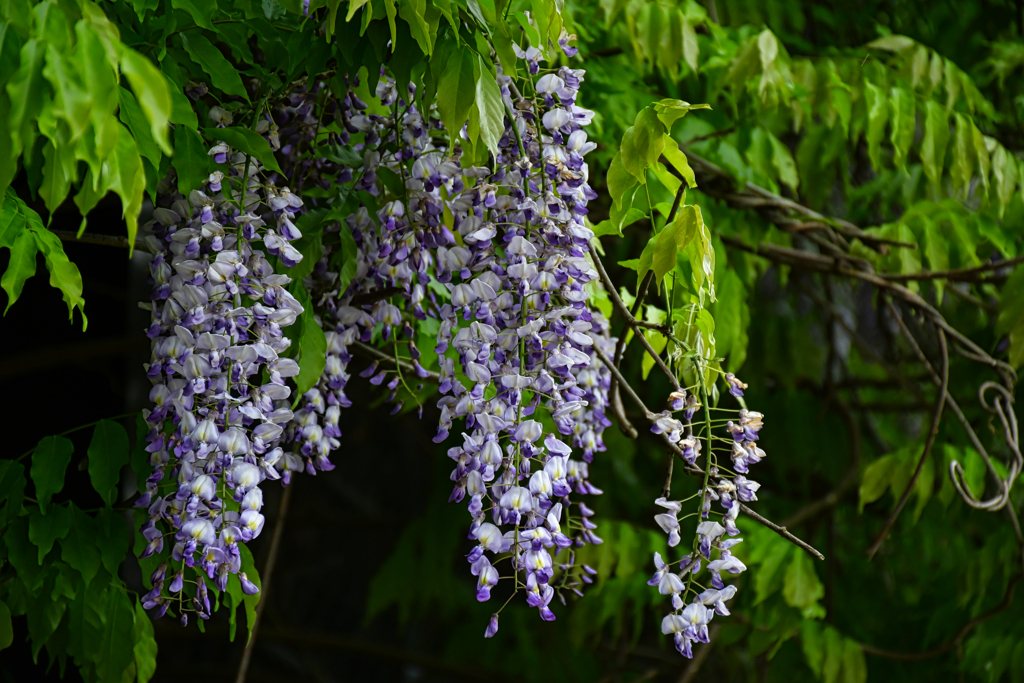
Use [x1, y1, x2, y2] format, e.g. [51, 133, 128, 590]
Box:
[921, 101, 949, 193]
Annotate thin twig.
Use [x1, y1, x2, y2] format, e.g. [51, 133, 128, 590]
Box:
[857, 574, 1021, 661]
[866, 327, 948, 559]
[52, 230, 148, 251]
[880, 254, 1024, 282]
[236, 483, 295, 683]
[351, 340, 441, 382]
[591, 345, 825, 560]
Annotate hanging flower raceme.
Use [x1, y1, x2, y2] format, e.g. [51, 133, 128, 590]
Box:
[136, 137, 307, 624]
[648, 372, 764, 658]
[421, 30, 610, 636]
[277, 70, 451, 476]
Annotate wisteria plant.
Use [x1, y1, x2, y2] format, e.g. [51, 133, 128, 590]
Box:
[2, 1, 1023, 682]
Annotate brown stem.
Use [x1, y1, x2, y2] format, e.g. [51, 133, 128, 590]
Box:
[351, 340, 441, 383]
[858, 574, 1021, 661]
[235, 482, 295, 683]
[866, 327, 948, 559]
[591, 344, 825, 561]
[880, 254, 1024, 282]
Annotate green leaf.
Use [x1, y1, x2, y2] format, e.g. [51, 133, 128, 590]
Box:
[652, 223, 676, 290]
[637, 235, 656, 289]
[822, 627, 844, 683]
[992, 144, 1018, 218]
[133, 599, 157, 683]
[41, 45, 92, 142]
[711, 268, 748, 371]
[653, 99, 710, 133]
[951, 114, 975, 198]
[681, 204, 714, 304]
[921, 101, 949, 193]
[180, 33, 249, 102]
[1, 215, 38, 312]
[475, 56, 504, 158]
[632, 107, 665, 170]
[96, 507, 130, 576]
[662, 143, 696, 188]
[783, 548, 824, 610]
[294, 301, 328, 397]
[0, 601, 11, 651]
[398, 0, 441, 56]
[87, 419, 129, 507]
[30, 435, 74, 514]
[682, 16, 699, 73]
[640, 330, 667, 380]
[28, 221, 87, 326]
[436, 48, 475, 150]
[61, 504, 102, 586]
[608, 152, 638, 207]
[841, 638, 867, 683]
[118, 87, 161, 172]
[336, 221, 359, 295]
[5, 517, 45, 592]
[239, 544, 262, 643]
[801, 620, 824, 676]
[619, 126, 644, 183]
[173, 125, 213, 195]
[997, 265, 1024, 369]
[96, 588, 135, 682]
[889, 88, 915, 170]
[859, 455, 894, 511]
[208, 126, 283, 175]
[170, 0, 220, 30]
[919, 217, 949, 302]
[864, 83, 888, 171]
[769, 132, 798, 190]
[28, 503, 71, 563]
[6, 38, 47, 158]
[104, 122, 146, 254]
[120, 49, 173, 155]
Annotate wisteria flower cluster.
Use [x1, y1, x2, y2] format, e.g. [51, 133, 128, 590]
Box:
[649, 374, 764, 658]
[423, 39, 615, 636]
[137, 136, 308, 623]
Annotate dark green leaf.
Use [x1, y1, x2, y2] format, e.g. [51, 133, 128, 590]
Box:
[28, 503, 71, 563]
[239, 544, 262, 643]
[61, 505, 102, 586]
[173, 125, 213, 195]
[180, 33, 249, 102]
[436, 48, 475, 149]
[95, 508, 130, 576]
[336, 221, 358, 295]
[87, 419, 129, 507]
[859, 455, 894, 511]
[96, 588, 135, 682]
[5, 517, 45, 592]
[133, 599, 157, 683]
[170, 0, 220, 31]
[208, 127, 283, 175]
[30, 435, 74, 514]
[294, 300, 327, 397]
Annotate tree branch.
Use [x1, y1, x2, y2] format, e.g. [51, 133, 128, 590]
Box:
[866, 327, 948, 559]
[591, 345, 825, 561]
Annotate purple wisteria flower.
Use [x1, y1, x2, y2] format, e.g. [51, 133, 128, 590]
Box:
[648, 372, 767, 657]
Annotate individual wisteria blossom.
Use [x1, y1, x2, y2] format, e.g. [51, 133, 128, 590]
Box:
[647, 372, 762, 657]
[137, 136, 307, 623]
